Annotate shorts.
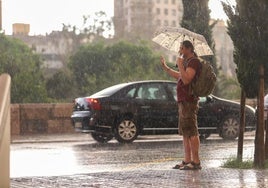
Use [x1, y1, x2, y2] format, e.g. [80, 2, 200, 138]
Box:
[178, 101, 199, 137]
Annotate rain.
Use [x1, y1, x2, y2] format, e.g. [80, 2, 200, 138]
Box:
[0, 0, 267, 187]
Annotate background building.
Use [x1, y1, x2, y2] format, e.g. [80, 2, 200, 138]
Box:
[9, 1, 235, 78]
[212, 19, 235, 77]
[12, 23, 30, 35]
[114, 0, 235, 77]
[114, 0, 183, 39]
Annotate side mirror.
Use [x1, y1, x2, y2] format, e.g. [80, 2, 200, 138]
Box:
[206, 95, 213, 102]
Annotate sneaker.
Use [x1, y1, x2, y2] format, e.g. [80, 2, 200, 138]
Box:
[172, 161, 190, 169]
[180, 162, 202, 170]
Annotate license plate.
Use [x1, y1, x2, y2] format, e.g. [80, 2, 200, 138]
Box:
[75, 122, 82, 128]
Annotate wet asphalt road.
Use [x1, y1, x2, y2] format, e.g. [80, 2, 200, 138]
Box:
[10, 132, 268, 187]
[11, 134, 254, 177]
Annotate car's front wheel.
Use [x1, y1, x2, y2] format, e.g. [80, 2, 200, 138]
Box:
[219, 116, 239, 140]
[115, 117, 139, 143]
[91, 132, 113, 143]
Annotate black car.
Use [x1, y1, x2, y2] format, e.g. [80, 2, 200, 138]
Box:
[71, 80, 256, 143]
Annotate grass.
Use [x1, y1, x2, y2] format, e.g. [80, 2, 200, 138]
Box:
[222, 156, 268, 169]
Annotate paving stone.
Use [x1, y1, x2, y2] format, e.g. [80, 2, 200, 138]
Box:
[11, 166, 268, 188]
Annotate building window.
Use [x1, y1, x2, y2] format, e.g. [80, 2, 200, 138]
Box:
[164, 8, 168, 15]
[157, 0, 160, 3]
[172, 0, 176, 4]
[157, 19, 161, 26]
[164, 0, 168, 4]
[156, 8, 160, 15]
[172, 20, 176, 27]
[164, 20, 168, 26]
[172, 9, 176, 16]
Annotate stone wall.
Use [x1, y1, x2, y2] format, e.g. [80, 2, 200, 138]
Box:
[11, 103, 75, 135]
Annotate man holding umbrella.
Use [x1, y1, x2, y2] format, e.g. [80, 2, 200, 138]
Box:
[160, 40, 201, 170]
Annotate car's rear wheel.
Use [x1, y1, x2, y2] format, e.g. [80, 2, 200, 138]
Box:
[220, 116, 239, 140]
[115, 117, 138, 143]
[91, 132, 113, 143]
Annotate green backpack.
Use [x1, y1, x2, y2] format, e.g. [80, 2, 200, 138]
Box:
[190, 58, 217, 97]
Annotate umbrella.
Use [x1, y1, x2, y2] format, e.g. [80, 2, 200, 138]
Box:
[152, 27, 213, 57]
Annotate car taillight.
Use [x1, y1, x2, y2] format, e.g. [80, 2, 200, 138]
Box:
[85, 98, 101, 110]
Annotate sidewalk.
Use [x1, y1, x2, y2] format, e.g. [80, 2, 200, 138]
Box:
[10, 133, 268, 188]
[11, 167, 268, 188]
[11, 133, 91, 144]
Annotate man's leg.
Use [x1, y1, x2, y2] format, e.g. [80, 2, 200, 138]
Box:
[173, 135, 191, 169]
[183, 135, 191, 163]
[190, 135, 200, 164]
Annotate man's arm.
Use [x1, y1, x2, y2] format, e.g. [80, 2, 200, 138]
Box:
[160, 56, 181, 79]
[177, 58, 196, 85]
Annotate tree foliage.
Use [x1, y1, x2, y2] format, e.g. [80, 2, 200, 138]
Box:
[0, 34, 47, 103]
[62, 11, 113, 38]
[46, 68, 75, 101]
[68, 40, 169, 96]
[217, 73, 241, 99]
[223, 0, 268, 168]
[222, 0, 268, 98]
[181, 0, 213, 45]
[181, 0, 217, 69]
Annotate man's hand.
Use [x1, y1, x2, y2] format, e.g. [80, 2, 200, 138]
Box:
[177, 56, 184, 70]
[160, 56, 169, 71]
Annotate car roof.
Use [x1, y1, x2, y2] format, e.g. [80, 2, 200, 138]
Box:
[90, 80, 176, 98]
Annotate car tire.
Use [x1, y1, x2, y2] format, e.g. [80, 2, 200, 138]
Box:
[220, 116, 239, 140]
[91, 132, 113, 143]
[115, 117, 139, 143]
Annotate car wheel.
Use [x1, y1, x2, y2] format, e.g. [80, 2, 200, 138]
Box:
[220, 116, 239, 140]
[115, 118, 139, 143]
[91, 132, 113, 143]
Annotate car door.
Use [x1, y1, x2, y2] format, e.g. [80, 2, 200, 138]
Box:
[135, 82, 177, 132]
[198, 96, 218, 130]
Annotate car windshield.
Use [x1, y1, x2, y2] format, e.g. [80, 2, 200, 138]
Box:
[90, 83, 130, 97]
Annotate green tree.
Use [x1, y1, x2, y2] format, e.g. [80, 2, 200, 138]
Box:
[223, 0, 268, 168]
[0, 34, 47, 103]
[217, 72, 241, 99]
[46, 68, 75, 102]
[69, 40, 169, 96]
[62, 11, 113, 39]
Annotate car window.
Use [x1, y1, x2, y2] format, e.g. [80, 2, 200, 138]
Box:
[90, 83, 130, 97]
[125, 87, 136, 98]
[199, 97, 207, 103]
[137, 83, 168, 100]
[167, 83, 177, 101]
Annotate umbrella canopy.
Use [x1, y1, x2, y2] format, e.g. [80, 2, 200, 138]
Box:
[152, 27, 213, 57]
